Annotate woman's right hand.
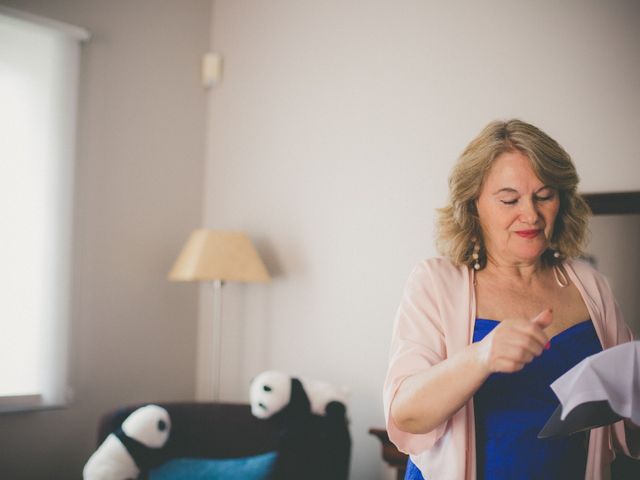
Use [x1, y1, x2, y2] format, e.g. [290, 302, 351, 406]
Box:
[476, 308, 553, 374]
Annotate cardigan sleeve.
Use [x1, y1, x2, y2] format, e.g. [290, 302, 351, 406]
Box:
[383, 261, 449, 455]
[603, 279, 640, 458]
[581, 262, 640, 459]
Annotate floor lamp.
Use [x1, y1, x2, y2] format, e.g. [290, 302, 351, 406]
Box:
[168, 230, 270, 401]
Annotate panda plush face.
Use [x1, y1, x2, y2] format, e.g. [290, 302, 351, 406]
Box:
[250, 370, 291, 419]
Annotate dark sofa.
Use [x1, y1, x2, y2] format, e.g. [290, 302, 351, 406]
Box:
[96, 401, 351, 480]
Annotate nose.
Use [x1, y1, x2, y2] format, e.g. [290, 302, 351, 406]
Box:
[519, 198, 541, 225]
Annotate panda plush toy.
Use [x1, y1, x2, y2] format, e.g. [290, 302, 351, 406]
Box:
[249, 370, 349, 421]
[83, 404, 171, 480]
[250, 371, 351, 480]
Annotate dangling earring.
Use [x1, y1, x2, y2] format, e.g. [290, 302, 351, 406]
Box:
[471, 237, 481, 270]
[553, 264, 569, 288]
[549, 244, 562, 260]
[550, 246, 568, 287]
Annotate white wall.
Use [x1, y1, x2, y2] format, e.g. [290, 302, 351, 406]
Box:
[0, 1, 210, 478]
[205, 1, 640, 478]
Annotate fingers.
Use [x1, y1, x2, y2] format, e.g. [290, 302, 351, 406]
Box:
[530, 307, 553, 350]
[495, 343, 536, 366]
[531, 308, 553, 329]
[485, 313, 553, 374]
[492, 358, 527, 373]
[511, 331, 546, 357]
[497, 319, 548, 353]
[486, 337, 538, 374]
[512, 321, 549, 351]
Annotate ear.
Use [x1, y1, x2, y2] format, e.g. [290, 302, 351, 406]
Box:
[325, 401, 346, 419]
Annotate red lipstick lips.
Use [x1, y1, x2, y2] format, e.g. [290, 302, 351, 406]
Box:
[516, 229, 541, 239]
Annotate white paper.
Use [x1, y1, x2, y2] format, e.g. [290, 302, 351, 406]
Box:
[550, 341, 640, 425]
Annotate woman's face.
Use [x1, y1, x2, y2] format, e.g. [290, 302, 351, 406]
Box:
[475, 150, 560, 266]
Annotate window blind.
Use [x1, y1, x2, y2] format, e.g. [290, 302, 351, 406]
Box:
[0, 8, 87, 410]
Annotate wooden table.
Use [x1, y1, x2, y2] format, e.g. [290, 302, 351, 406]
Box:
[369, 428, 408, 480]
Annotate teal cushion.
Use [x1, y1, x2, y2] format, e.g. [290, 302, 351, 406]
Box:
[148, 451, 278, 480]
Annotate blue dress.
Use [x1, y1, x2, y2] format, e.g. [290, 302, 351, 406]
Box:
[405, 318, 602, 480]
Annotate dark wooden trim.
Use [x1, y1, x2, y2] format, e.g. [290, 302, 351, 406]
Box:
[581, 191, 640, 215]
[369, 428, 408, 480]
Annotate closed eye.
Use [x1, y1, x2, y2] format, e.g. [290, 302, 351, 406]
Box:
[501, 195, 554, 205]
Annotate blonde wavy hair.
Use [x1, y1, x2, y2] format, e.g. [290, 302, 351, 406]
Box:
[436, 119, 591, 269]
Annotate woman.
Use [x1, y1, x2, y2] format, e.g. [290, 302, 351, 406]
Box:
[383, 119, 639, 479]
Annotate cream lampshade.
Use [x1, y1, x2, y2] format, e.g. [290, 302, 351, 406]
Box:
[168, 230, 270, 283]
[168, 229, 270, 400]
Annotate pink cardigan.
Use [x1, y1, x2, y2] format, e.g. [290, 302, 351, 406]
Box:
[383, 257, 639, 480]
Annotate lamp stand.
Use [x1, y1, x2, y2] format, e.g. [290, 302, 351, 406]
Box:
[212, 279, 224, 401]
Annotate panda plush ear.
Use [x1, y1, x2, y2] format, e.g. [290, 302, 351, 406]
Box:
[324, 400, 347, 420]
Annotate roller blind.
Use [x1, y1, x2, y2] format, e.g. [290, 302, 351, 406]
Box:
[0, 8, 87, 410]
